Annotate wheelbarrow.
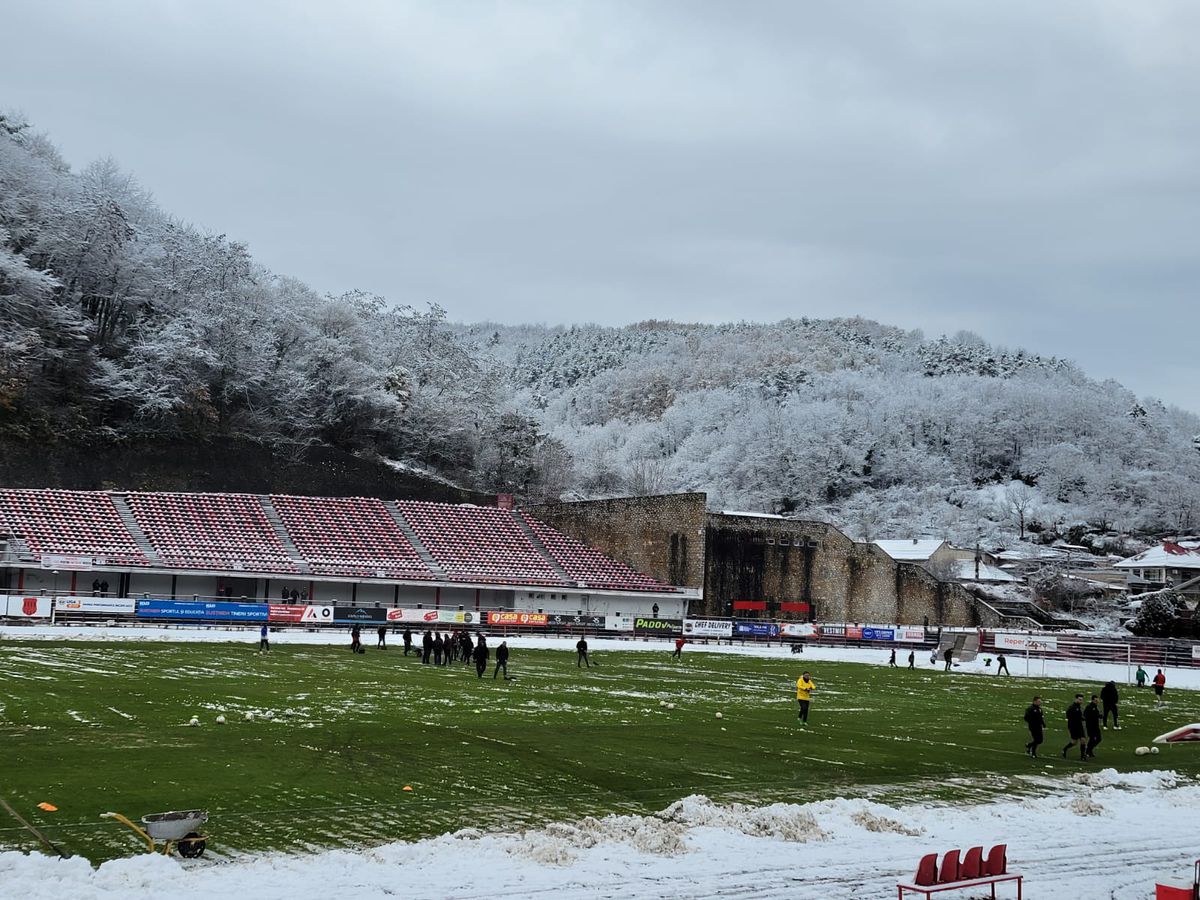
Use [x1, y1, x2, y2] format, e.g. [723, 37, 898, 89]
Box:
[102, 809, 208, 858]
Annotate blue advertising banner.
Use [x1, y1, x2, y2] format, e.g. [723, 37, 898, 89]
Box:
[136, 599, 268, 621]
[733, 621, 780, 638]
[862, 627, 896, 641]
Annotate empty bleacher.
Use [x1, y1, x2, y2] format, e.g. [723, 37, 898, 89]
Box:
[521, 512, 669, 592]
[0, 489, 149, 566]
[271, 495, 433, 579]
[0, 489, 680, 593]
[124, 492, 299, 573]
[395, 501, 563, 586]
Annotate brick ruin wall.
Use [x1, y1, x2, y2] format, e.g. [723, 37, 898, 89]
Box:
[525, 493, 707, 590]
[525, 495, 999, 628]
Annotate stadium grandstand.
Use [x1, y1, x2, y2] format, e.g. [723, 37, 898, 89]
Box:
[0, 489, 690, 618]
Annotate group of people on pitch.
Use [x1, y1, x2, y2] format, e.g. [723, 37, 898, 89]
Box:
[1023, 670, 1167, 760]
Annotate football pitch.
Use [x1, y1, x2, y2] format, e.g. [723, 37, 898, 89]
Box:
[1, 638, 1195, 863]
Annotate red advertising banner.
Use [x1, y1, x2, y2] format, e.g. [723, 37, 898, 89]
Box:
[269, 604, 306, 622]
[845, 625, 863, 640]
[779, 601, 810, 613]
[732, 600, 767, 611]
[487, 611, 548, 626]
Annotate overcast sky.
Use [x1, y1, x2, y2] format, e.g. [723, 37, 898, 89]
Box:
[4, 1, 1198, 410]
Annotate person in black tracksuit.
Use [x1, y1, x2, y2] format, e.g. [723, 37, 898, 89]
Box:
[577, 637, 591, 668]
[494, 641, 510, 679]
[350, 625, 363, 654]
[888, 649, 896, 667]
[473, 637, 489, 678]
[1063, 694, 1087, 760]
[1084, 694, 1102, 759]
[1024, 696, 1045, 757]
[377, 626, 387, 649]
[943, 646, 954, 672]
[1101, 681, 1120, 729]
[433, 633, 444, 665]
[421, 630, 433, 664]
[403, 628, 413, 656]
[996, 652, 1009, 675]
[907, 651, 915, 669]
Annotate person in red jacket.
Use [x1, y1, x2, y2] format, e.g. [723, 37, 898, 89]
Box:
[1154, 669, 1167, 707]
[672, 637, 686, 660]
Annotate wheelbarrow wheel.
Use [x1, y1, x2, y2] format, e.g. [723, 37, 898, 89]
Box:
[178, 832, 206, 858]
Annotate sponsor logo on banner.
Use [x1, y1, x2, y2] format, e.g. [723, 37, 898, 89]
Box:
[3, 596, 52, 618]
[487, 611, 548, 627]
[996, 633, 1058, 652]
[333, 605, 387, 623]
[633, 617, 683, 635]
[546, 614, 604, 628]
[136, 600, 268, 621]
[780, 622, 816, 638]
[56, 597, 136, 615]
[605, 615, 635, 632]
[819, 624, 845, 637]
[734, 621, 780, 638]
[39, 554, 94, 571]
[862, 627, 895, 642]
[897, 626, 927, 643]
[683, 618, 734, 638]
[845, 625, 863, 640]
[300, 605, 335, 623]
[385, 608, 475, 624]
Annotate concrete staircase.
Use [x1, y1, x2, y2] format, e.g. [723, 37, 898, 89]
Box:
[258, 496, 311, 574]
[512, 511, 574, 584]
[110, 495, 163, 565]
[383, 501, 448, 580]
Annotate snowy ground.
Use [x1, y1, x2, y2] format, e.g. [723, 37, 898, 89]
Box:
[3, 622, 1194, 688]
[1, 770, 1195, 899]
[3, 624, 1198, 898]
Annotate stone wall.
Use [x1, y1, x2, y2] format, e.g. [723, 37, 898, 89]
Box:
[525, 494, 999, 628]
[525, 493, 707, 589]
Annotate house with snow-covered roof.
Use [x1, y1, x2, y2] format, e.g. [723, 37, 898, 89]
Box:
[1115, 541, 1200, 599]
[872, 539, 953, 564]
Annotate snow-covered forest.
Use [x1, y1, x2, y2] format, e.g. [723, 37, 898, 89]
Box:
[3, 114, 1199, 548]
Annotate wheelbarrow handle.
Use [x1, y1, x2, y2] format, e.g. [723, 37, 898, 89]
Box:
[101, 812, 155, 853]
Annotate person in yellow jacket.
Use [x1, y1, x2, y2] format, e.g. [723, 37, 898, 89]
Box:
[796, 671, 815, 725]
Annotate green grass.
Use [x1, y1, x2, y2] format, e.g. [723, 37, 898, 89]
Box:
[0, 638, 1196, 862]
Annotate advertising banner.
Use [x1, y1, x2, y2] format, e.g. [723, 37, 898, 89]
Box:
[3, 596, 52, 618]
[605, 615, 635, 632]
[633, 617, 683, 635]
[734, 621, 780, 638]
[779, 622, 817, 638]
[995, 633, 1058, 652]
[819, 624, 846, 637]
[732, 600, 767, 611]
[845, 625, 863, 640]
[301, 605, 335, 624]
[55, 597, 136, 615]
[779, 601, 811, 614]
[546, 613, 604, 628]
[897, 626, 927, 643]
[39, 554, 94, 571]
[683, 618, 734, 638]
[333, 605, 388, 623]
[487, 611, 548, 627]
[385, 608, 478, 625]
[136, 599, 268, 621]
[269, 604, 306, 623]
[862, 627, 895, 642]
[1192, 646, 1200, 661]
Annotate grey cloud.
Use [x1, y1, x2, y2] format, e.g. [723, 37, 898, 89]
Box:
[2, 0, 1197, 408]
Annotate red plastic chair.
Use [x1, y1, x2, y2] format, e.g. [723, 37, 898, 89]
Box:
[985, 844, 1007, 876]
[914, 853, 939, 886]
[960, 846, 983, 879]
[938, 849, 961, 883]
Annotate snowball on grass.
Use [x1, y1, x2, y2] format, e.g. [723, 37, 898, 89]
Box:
[659, 701, 668, 708]
[1151, 746, 1160, 755]
[1135, 746, 1150, 756]
[215, 714, 226, 724]
[666, 703, 676, 710]
[188, 717, 200, 727]
[244, 711, 255, 721]
[715, 712, 723, 719]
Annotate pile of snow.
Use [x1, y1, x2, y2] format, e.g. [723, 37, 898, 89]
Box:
[3, 772, 1199, 898]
